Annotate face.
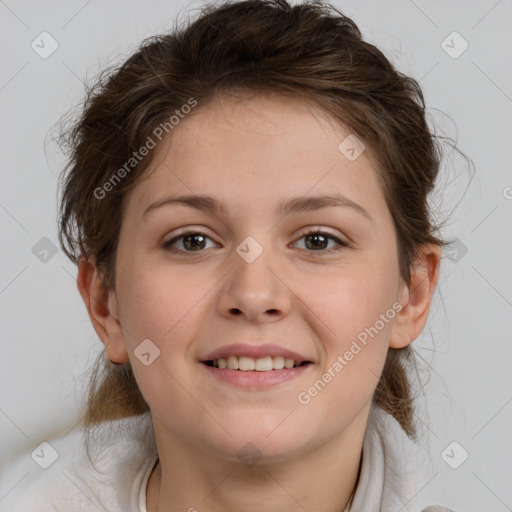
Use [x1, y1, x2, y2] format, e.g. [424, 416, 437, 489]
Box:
[104, 92, 409, 462]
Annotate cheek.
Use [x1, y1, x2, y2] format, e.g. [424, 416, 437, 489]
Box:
[310, 259, 399, 345]
[295, 269, 396, 426]
[117, 266, 211, 421]
[118, 263, 207, 343]
[300, 254, 399, 399]
[116, 260, 219, 370]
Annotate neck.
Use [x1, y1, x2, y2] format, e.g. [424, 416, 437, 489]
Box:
[146, 405, 370, 512]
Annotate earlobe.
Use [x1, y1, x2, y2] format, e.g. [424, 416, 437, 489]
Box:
[76, 256, 129, 364]
[389, 244, 441, 349]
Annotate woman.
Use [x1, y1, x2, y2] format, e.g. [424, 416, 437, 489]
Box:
[8, 1, 462, 510]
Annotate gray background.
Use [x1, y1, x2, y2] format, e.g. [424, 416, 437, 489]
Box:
[1, 0, 511, 510]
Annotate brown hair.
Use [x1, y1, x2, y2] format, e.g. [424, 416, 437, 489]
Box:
[58, 0, 452, 440]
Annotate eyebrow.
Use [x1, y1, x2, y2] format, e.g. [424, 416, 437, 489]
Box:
[142, 193, 372, 221]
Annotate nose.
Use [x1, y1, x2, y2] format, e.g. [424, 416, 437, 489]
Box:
[216, 243, 292, 323]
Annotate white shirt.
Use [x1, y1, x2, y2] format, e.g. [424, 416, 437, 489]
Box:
[1, 407, 456, 512]
[344, 405, 456, 512]
[1, 414, 158, 512]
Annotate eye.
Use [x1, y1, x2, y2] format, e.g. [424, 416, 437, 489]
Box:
[162, 227, 349, 254]
[293, 229, 349, 253]
[162, 229, 218, 252]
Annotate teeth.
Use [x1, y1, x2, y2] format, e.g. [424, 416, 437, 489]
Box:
[227, 356, 238, 370]
[213, 356, 303, 371]
[255, 357, 272, 371]
[272, 356, 285, 370]
[284, 358, 294, 369]
[239, 356, 255, 371]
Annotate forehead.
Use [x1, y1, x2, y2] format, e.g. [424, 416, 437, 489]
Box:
[124, 92, 385, 219]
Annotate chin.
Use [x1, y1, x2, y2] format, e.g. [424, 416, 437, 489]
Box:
[205, 417, 316, 465]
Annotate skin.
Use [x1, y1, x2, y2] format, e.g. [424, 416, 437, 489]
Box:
[77, 92, 441, 512]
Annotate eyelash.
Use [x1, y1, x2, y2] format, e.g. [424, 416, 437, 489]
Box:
[162, 227, 349, 255]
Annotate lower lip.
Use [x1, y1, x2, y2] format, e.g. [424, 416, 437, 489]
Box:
[201, 362, 313, 389]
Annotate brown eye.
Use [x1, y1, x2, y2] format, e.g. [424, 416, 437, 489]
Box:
[294, 230, 348, 253]
[304, 233, 329, 250]
[163, 231, 216, 252]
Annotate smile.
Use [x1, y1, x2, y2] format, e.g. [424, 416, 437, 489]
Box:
[204, 355, 310, 371]
[201, 359, 313, 389]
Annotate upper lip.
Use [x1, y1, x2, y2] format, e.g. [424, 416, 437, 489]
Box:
[201, 343, 312, 363]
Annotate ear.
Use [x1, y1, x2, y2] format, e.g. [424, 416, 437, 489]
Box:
[389, 244, 442, 349]
[76, 256, 129, 364]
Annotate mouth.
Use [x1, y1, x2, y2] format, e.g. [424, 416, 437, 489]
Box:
[200, 355, 314, 389]
[199, 343, 314, 388]
[202, 356, 312, 371]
